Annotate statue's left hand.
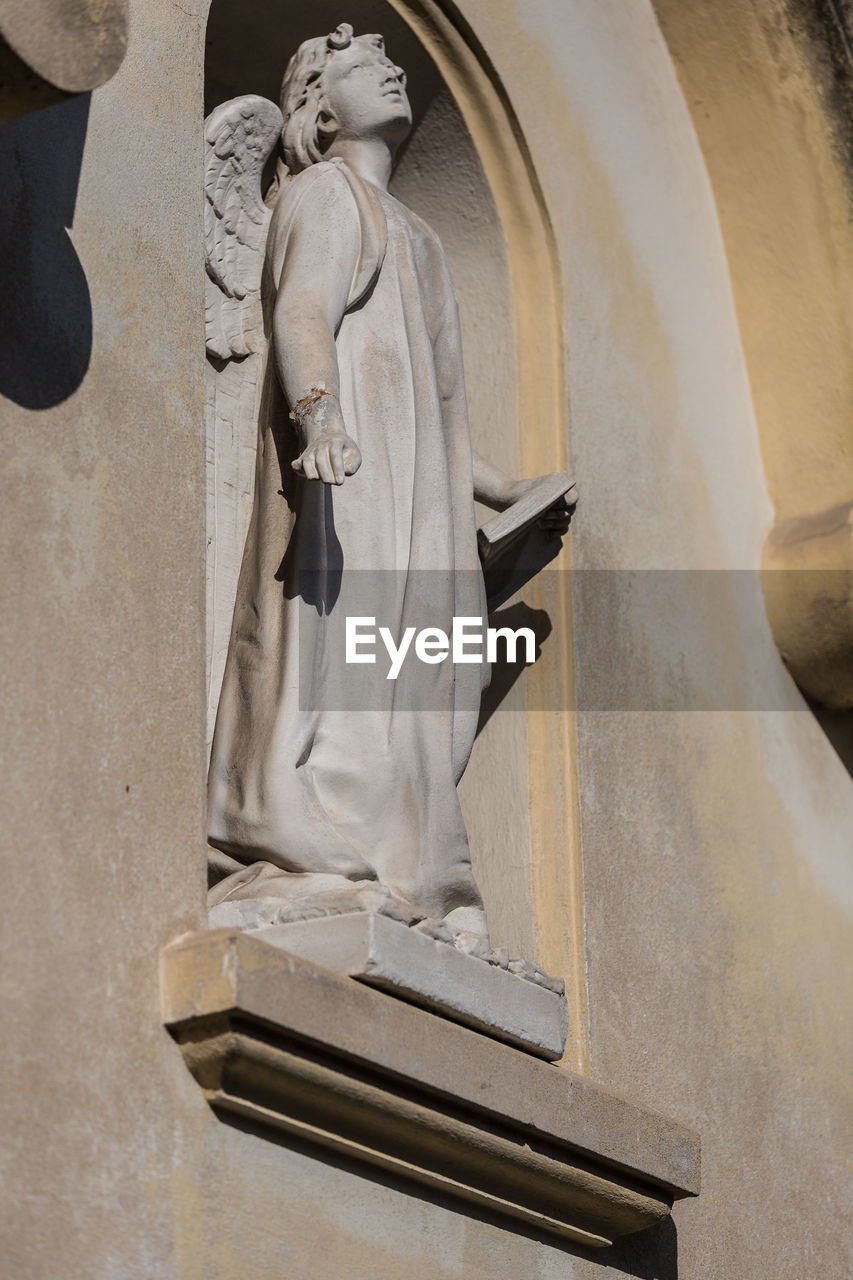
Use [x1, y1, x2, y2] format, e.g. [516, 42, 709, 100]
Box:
[507, 476, 577, 535]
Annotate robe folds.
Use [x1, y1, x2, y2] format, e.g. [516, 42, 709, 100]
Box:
[208, 158, 489, 921]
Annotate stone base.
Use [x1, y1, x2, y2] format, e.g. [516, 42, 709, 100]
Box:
[255, 911, 568, 1060]
[162, 931, 700, 1248]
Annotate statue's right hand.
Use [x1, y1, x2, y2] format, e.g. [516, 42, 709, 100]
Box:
[292, 431, 362, 485]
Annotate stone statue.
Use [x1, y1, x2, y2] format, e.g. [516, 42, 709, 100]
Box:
[203, 24, 573, 985]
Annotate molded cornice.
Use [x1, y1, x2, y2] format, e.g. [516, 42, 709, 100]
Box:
[162, 931, 699, 1249]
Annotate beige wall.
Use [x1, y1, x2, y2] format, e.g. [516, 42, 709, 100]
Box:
[652, 0, 853, 526]
[0, 0, 850, 1277]
[517, 2, 853, 1273]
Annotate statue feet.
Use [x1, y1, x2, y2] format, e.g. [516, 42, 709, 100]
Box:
[415, 910, 565, 996]
[207, 866, 564, 995]
[208, 867, 420, 931]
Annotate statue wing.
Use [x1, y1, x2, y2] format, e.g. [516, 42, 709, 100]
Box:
[204, 95, 281, 748]
[204, 94, 283, 360]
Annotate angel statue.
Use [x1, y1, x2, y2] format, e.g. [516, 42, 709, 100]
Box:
[204, 22, 574, 980]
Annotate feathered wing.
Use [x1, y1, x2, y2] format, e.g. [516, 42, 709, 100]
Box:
[204, 94, 283, 359]
[204, 95, 282, 750]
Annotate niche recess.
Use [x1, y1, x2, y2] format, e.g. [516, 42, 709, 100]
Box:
[203, 0, 564, 962]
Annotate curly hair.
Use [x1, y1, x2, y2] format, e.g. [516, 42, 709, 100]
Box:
[279, 23, 358, 174]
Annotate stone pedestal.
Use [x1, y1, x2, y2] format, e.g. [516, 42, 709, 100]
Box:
[254, 911, 568, 1061]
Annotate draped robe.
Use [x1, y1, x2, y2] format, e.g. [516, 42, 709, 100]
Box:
[208, 159, 488, 921]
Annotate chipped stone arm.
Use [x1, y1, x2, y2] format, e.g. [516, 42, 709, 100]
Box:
[273, 185, 363, 486]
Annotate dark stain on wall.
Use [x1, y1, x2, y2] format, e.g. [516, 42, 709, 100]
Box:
[786, 0, 853, 182]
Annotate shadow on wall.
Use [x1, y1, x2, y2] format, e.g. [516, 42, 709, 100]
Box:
[593, 1215, 678, 1279]
[476, 601, 552, 736]
[211, 1105, 680, 1276]
[0, 93, 92, 408]
[806, 695, 853, 779]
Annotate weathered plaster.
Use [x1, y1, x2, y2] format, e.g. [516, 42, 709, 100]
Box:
[653, 0, 853, 526]
[1, 1, 851, 1278]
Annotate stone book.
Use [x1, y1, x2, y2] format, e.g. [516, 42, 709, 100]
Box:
[477, 472, 574, 611]
[477, 471, 575, 564]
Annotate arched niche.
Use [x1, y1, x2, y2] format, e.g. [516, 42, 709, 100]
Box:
[203, 0, 577, 979]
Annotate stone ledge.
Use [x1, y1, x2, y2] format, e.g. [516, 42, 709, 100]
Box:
[162, 931, 700, 1249]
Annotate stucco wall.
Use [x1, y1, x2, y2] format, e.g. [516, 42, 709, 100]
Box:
[0, 1, 850, 1277]
[653, 0, 853, 526]
[530, 4, 853, 1275]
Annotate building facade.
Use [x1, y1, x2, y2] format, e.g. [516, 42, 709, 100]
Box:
[1, 1, 851, 1276]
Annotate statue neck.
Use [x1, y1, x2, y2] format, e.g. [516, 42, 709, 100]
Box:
[326, 137, 395, 192]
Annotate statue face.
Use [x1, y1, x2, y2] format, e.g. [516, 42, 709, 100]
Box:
[322, 35, 412, 146]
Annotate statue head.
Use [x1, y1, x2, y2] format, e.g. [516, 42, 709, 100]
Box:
[280, 23, 411, 173]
